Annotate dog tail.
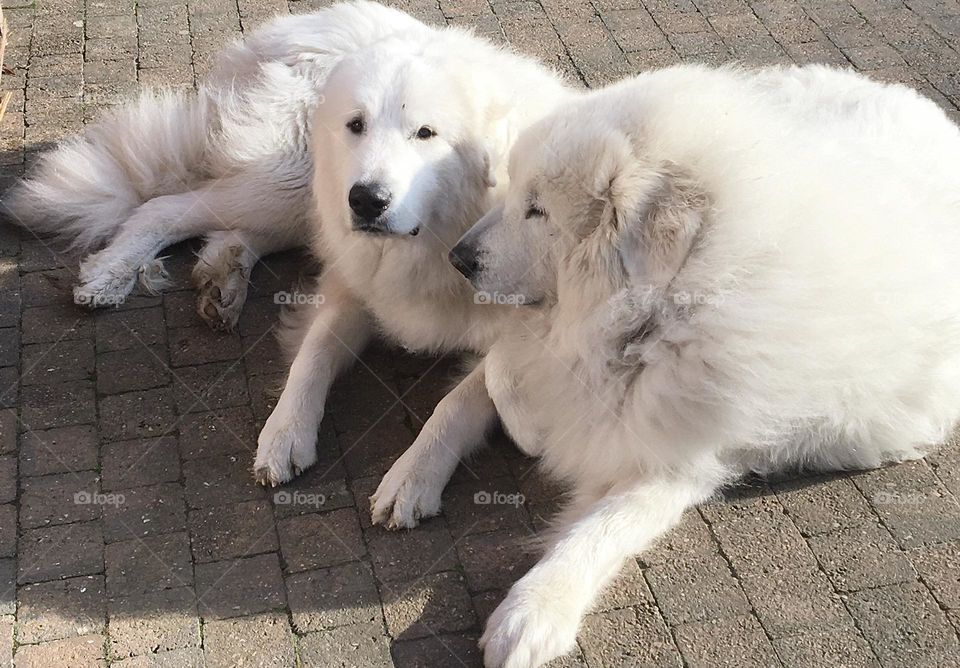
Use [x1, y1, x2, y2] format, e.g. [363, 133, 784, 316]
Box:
[0, 88, 208, 250]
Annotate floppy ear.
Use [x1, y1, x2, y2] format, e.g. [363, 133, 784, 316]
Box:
[604, 159, 707, 289]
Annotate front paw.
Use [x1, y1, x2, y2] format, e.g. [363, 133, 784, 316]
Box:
[369, 453, 443, 530]
[253, 413, 319, 486]
[480, 584, 580, 668]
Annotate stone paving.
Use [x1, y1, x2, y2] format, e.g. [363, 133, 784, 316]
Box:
[1, 0, 960, 666]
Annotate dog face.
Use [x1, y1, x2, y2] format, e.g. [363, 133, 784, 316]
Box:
[315, 38, 504, 239]
[450, 109, 707, 306]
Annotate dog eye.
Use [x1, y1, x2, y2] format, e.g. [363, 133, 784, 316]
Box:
[416, 126, 436, 140]
[347, 117, 365, 135]
[525, 205, 545, 220]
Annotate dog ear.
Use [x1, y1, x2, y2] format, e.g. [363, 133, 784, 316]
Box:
[481, 115, 513, 189]
[603, 157, 707, 289]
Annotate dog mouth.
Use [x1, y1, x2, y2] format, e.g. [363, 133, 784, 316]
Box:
[350, 214, 420, 238]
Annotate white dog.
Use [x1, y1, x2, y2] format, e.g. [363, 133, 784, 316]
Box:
[2, 1, 569, 339]
[3, 1, 424, 328]
[252, 9, 572, 489]
[0, 1, 572, 488]
[393, 64, 960, 667]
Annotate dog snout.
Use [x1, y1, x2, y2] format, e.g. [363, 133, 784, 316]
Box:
[349, 182, 392, 222]
[449, 243, 481, 281]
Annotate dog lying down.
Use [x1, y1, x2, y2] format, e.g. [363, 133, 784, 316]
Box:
[426, 64, 960, 667]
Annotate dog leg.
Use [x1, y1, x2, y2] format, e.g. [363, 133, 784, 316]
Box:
[480, 474, 719, 668]
[371, 359, 495, 529]
[74, 191, 217, 307]
[254, 274, 371, 486]
[75, 174, 306, 308]
[193, 230, 298, 331]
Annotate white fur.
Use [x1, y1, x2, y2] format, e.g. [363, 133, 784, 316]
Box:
[398, 64, 960, 667]
[2, 0, 575, 499]
[1, 1, 431, 327]
[250, 12, 572, 486]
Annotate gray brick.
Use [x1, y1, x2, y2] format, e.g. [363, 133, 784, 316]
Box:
[171, 361, 249, 414]
[808, 521, 916, 592]
[298, 621, 393, 668]
[774, 630, 879, 668]
[579, 607, 682, 668]
[773, 473, 875, 536]
[707, 496, 816, 575]
[183, 453, 270, 509]
[674, 614, 780, 668]
[101, 436, 180, 492]
[202, 612, 295, 668]
[12, 634, 106, 667]
[286, 561, 382, 633]
[105, 532, 192, 597]
[276, 507, 363, 572]
[0, 559, 13, 615]
[0, 457, 13, 505]
[108, 587, 200, 660]
[17, 575, 106, 644]
[177, 407, 258, 460]
[195, 553, 286, 620]
[456, 527, 538, 592]
[101, 480, 186, 544]
[741, 567, 852, 638]
[96, 345, 171, 395]
[188, 500, 278, 563]
[0, 505, 15, 558]
[646, 553, 751, 625]
[594, 558, 655, 613]
[21, 380, 96, 430]
[21, 339, 94, 386]
[391, 633, 484, 668]
[19, 521, 104, 584]
[909, 541, 960, 610]
[382, 571, 475, 640]
[19, 470, 101, 529]
[845, 582, 959, 666]
[99, 388, 177, 442]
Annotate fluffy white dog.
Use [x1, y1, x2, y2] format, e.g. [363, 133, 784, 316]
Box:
[2, 1, 568, 341]
[420, 64, 960, 667]
[254, 9, 570, 488]
[3, 1, 424, 327]
[1, 1, 572, 487]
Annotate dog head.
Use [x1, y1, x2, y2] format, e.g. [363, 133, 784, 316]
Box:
[313, 35, 514, 240]
[450, 105, 708, 307]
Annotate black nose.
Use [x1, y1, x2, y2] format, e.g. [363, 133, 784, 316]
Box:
[349, 182, 391, 221]
[449, 244, 480, 280]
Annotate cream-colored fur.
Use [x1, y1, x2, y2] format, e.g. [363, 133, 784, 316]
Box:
[392, 64, 960, 667]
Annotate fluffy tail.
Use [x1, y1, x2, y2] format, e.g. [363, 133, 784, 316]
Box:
[0, 88, 209, 250]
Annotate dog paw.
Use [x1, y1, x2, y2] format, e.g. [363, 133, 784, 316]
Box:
[74, 262, 138, 308]
[253, 415, 319, 487]
[370, 456, 443, 529]
[193, 252, 249, 331]
[480, 585, 579, 668]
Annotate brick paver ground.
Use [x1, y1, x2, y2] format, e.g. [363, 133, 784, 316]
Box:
[1, 0, 960, 666]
